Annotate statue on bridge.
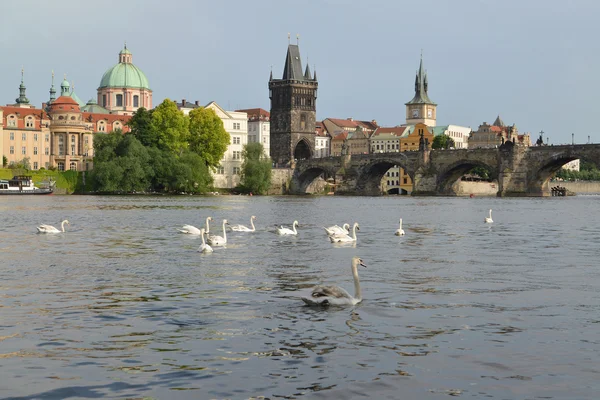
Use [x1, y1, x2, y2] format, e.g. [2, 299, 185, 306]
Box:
[419, 131, 425, 151]
[341, 140, 349, 156]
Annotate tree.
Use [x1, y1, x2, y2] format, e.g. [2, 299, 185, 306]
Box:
[127, 107, 155, 147]
[149, 99, 189, 154]
[2, 155, 7, 167]
[239, 142, 272, 194]
[432, 134, 455, 150]
[188, 107, 230, 169]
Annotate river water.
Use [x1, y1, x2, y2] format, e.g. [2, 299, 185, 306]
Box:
[0, 195, 599, 399]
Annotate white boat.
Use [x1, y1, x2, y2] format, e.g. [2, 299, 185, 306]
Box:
[0, 176, 53, 195]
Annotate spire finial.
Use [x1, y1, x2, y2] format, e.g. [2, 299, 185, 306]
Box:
[21, 66, 24, 83]
[64, 73, 66, 80]
[296, 33, 300, 45]
[421, 48, 423, 59]
[52, 70, 54, 80]
[287, 33, 290, 44]
[124, 40, 127, 49]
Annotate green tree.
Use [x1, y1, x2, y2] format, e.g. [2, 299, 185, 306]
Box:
[188, 107, 230, 169]
[2, 155, 7, 167]
[239, 142, 272, 194]
[432, 134, 455, 150]
[127, 107, 155, 147]
[149, 99, 189, 154]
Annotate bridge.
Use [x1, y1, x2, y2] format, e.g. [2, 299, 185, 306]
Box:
[290, 143, 600, 196]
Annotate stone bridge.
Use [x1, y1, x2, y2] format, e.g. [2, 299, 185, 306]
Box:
[290, 144, 600, 196]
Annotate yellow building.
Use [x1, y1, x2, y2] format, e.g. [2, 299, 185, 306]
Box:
[399, 123, 433, 194]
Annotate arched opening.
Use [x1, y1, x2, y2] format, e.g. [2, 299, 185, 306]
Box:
[437, 161, 498, 196]
[295, 167, 333, 194]
[356, 159, 412, 196]
[294, 139, 312, 161]
[531, 155, 599, 195]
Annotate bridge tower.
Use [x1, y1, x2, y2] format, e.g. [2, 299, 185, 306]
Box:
[269, 38, 318, 166]
[405, 55, 437, 127]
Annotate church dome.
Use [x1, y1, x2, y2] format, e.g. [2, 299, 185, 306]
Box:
[49, 95, 81, 112]
[98, 46, 150, 90]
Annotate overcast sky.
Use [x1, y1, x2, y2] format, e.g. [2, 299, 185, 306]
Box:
[1, 0, 598, 144]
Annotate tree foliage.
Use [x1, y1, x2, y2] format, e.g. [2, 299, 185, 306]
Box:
[127, 107, 155, 147]
[188, 107, 230, 169]
[239, 142, 272, 194]
[432, 134, 455, 150]
[148, 99, 189, 154]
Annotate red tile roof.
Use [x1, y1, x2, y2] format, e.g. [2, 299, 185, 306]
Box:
[235, 108, 270, 121]
[371, 126, 408, 137]
[325, 118, 378, 130]
[49, 96, 80, 112]
[332, 131, 349, 141]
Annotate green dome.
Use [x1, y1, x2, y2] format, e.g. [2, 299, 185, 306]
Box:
[99, 62, 150, 90]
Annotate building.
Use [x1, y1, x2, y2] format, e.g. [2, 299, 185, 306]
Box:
[562, 159, 580, 171]
[235, 108, 270, 158]
[398, 123, 434, 194]
[370, 126, 409, 193]
[314, 121, 330, 158]
[469, 116, 531, 148]
[330, 127, 370, 156]
[437, 125, 471, 149]
[405, 56, 437, 127]
[269, 41, 318, 166]
[322, 117, 378, 137]
[97, 45, 152, 115]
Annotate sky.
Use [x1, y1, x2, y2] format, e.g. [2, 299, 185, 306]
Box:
[1, 0, 599, 144]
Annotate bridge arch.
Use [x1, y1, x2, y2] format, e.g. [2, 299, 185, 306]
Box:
[436, 159, 498, 195]
[528, 150, 599, 195]
[291, 164, 339, 194]
[355, 155, 413, 195]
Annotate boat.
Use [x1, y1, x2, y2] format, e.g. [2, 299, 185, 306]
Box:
[0, 175, 54, 195]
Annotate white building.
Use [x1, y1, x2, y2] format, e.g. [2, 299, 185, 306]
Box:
[369, 126, 410, 194]
[315, 121, 330, 158]
[432, 125, 471, 148]
[235, 108, 270, 158]
[176, 99, 248, 189]
[562, 159, 580, 171]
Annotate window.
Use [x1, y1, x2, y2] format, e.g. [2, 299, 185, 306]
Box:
[233, 122, 241, 130]
[102, 94, 107, 107]
[33, 162, 38, 170]
[404, 178, 408, 184]
[133, 95, 139, 107]
[34, 147, 38, 155]
[45, 147, 49, 155]
[300, 114, 306, 130]
[7, 116, 16, 127]
[84, 136, 89, 145]
[233, 167, 240, 175]
[233, 151, 241, 160]
[116, 94, 123, 107]
[10, 132, 14, 140]
[22, 147, 26, 155]
[263, 125, 267, 131]
[217, 165, 225, 174]
[59, 145, 64, 155]
[22, 133, 27, 141]
[45, 134, 49, 142]
[26, 118, 34, 128]
[71, 135, 76, 143]
[70, 162, 77, 171]
[34, 133, 38, 141]
[263, 137, 267, 144]
[58, 162, 65, 171]
[233, 136, 240, 144]
[71, 145, 76, 156]
[98, 122, 105, 132]
[10, 146, 14, 154]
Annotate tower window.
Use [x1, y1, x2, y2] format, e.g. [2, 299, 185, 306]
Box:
[300, 114, 306, 130]
[116, 94, 123, 107]
[102, 95, 107, 107]
[133, 95, 139, 107]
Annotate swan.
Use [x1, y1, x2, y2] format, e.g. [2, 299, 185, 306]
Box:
[485, 209, 493, 223]
[277, 220, 299, 236]
[207, 219, 228, 246]
[179, 216, 212, 235]
[329, 222, 359, 243]
[301, 256, 367, 306]
[323, 223, 350, 236]
[198, 228, 213, 253]
[230, 216, 256, 232]
[37, 220, 69, 234]
[205, 216, 213, 233]
[395, 218, 406, 236]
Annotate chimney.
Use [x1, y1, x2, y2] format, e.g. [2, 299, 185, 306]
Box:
[347, 117, 353, 121]
[182, 98, 186, 106]
[195, 100, 199, 106]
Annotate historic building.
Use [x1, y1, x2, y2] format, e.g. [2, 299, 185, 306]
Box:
[399, 123, 434, 194]
[269, 42, 318, 166]
[405, 56, 437, 127]
[322, 118, 378, 137]
[235, 108, 270, 158]
[97, 45, 152, 115]
[468, 116, 531, 148]
[370, 126, 409, 193]
[330, 127, 370, 156]
[314, 121, 330, 158]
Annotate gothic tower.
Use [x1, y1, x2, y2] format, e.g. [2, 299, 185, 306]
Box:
[405, 55, 437, 126]
[269, 41, 318, 165]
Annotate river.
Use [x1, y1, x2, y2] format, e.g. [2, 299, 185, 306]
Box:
[0, 195, 598, 399]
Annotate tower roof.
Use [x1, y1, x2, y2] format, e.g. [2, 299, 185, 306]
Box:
[405, 56, 436, 106]
[493, 115, 505, 127]
[15, 68, 30, 105]
[282, 44, 304, 80]
[99, 46, 150, 90]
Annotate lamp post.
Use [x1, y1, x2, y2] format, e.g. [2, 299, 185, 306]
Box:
[572, 133, 574, 145]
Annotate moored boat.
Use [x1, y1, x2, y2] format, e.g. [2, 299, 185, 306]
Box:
[0, 175, 53, 195]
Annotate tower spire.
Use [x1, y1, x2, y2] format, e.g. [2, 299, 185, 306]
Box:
[49, 70, 56, 103]
[15, 67, 30, 105]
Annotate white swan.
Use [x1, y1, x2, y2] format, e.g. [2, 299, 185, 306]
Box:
[179, 216, 212, 235]
[329, 222, 359, 243]
[395, 218, 405, 236]
[302, 256, 367, 306]
[485, 209, 493, 223]
[207, 219, 228, 246]
[277, 220, 298, 236]
[323, 223, 350, 236]
[204, 216, 213, 233]
[37, 220, 69, 234]
[230, 216, 256, 232]
[198, 228, 213, 253]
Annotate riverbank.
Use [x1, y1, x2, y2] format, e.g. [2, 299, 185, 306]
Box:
[0, 169, 82, 194]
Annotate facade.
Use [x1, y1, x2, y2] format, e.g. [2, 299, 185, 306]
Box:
[562, 159, 580, 171]
[370, 126, 409, 193]
[330, 128, 371, 156]
[97, 45, 152, 115]
[235, 108, 270, 158]
[205, 102, 248, 189]
[405, 56, 437, 127]
[469, 116, 531, 149]
[314, 121, 330, 158]
[322, 118, 378, 137]
[269, 43, 318, 166]
[438, 125, 471, 149]
[399, 123, 433, 194]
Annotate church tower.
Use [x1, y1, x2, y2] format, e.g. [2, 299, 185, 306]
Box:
[269, 39, 318, 166]
[405, 55, 437, 126]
